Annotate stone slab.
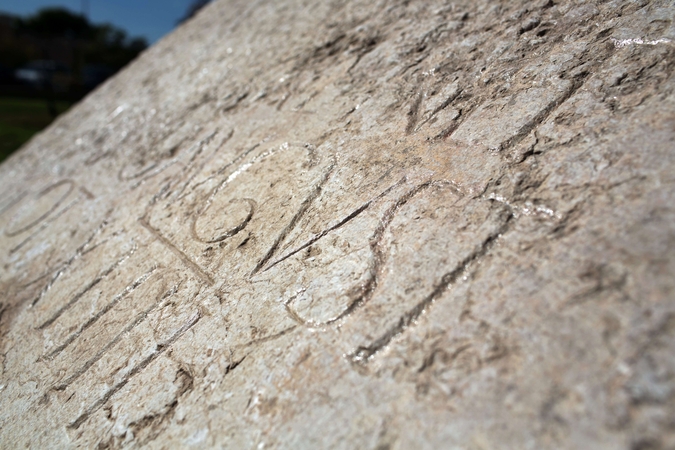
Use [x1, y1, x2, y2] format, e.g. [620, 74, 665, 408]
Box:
[1, 0, 674, 448]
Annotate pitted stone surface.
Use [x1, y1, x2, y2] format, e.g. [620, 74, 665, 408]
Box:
[1, 0, 674, 448]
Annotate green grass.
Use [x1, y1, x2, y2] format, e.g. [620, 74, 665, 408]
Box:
[0, 97, 71, 163]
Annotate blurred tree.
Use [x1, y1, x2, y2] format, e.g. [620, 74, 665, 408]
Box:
[12, 8, 147, 72]
[178, 0, 212, 24]
[0, 7, 149, 161]
[19, 8, 93, 40]
[0, 15, 35, 68]
[84, 23, 147, 68]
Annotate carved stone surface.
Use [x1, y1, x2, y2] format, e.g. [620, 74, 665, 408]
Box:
[1, 0, 674, 448]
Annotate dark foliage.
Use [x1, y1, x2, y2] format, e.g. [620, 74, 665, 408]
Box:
[18, 8, 93, 40]
[10, 7, 148, 71]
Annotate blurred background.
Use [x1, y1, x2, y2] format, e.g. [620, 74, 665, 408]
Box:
[0, 0, 211, 162]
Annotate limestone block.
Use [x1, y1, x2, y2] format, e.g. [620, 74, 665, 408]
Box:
[1, 0, 674, 448]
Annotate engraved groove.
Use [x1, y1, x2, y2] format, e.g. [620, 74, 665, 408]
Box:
[139, 218, 215, 286]
[29, 215, 114, 307]
[235, 325, 298, 349]
[37, 243, 137, 324]
[433, 101, 478, 141]
[499, 74, 591, 153]
[263, 176, 406, 272]
[405, 90, 424, 134]
[52, 284, 180, 391]
[500, 41, 615, 153]
[42, 267, 157, 360]
[191, 198, 256, 243]
[129, 129, 221, 191]
[349, 209, 514, 365]
[314, 180, 436, 325]
[283, 179, 439, 327]
[9, 195, 84, 255]
[9, 186, 96, 255]
[0, 191, 27, 217]
[189, 141, 260, 196]
[68, 310, 202, 430]
[5, 180, 74, 237]
[415, 87, 463, 132]
[251, 156, 337, 275]
[174, 129, 232, 200]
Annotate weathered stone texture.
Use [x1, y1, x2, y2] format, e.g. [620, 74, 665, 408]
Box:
[1, 0, 674, 448]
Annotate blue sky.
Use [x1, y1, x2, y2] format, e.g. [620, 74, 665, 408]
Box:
[0, 0, 197, 43]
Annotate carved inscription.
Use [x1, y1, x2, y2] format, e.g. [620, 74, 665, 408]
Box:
[33, 236, 202, 430]
[8, 41, 607, 434]
[143, 139, 335, 282]
[2, 1, 671, 447]
[3, 180, 75, 238]
[3, 118, 526, 444]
